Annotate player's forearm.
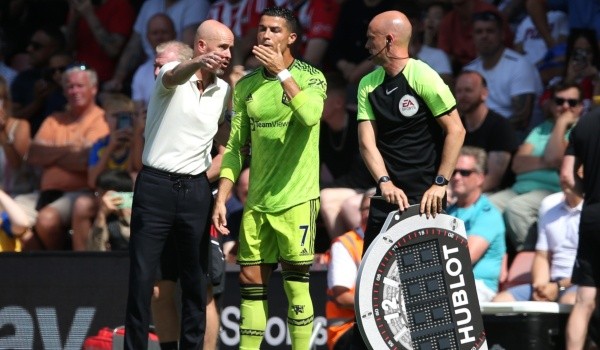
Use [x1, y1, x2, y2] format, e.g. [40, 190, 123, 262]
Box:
[207, 149, 224, 183]
[163, 58, 205, 87]
[358, 121, 388, 181]
[214, 177, 234, 206]
[289, 90, 324, 127]
[437, 119, 465, 181]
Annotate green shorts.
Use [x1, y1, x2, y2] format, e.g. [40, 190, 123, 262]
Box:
[237, 198, 319, 266]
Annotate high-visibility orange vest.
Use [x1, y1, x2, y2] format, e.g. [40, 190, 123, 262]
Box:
[325, 229, 364, 350]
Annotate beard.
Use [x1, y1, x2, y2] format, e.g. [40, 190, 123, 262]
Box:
[457, 98, 484, 115]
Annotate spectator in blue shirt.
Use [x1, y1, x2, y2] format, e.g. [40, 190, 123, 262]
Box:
[447, 146, 507, 302]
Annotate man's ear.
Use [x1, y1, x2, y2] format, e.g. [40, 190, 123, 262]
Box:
[287, 32, 297, 46]
[475, 172, 485, 187]
[197, 39, 207, 53]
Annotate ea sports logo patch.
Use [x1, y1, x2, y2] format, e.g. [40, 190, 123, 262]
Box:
[399, 94, 419, 117]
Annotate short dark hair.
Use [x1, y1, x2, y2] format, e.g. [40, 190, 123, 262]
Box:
[262, 7, 298, 33]
[552, 82, 583, 101]
[458, 70, 488, 88]
[472, 11, 503, 30]
[96, 170, 134, 192]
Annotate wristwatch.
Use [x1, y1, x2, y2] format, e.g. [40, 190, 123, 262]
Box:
[556, 280, 566, 292]
[378, 176, 391, 188]
[433, 175, 449, 186]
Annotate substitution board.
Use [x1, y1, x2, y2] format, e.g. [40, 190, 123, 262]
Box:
[356, 205, 487, 350]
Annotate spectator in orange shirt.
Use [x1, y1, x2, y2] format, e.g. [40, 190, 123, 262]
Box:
[20, 64, 109, 250]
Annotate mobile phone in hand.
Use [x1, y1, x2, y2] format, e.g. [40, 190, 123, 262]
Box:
[113, 191, 134, 209]
[116, 112, 133, 130]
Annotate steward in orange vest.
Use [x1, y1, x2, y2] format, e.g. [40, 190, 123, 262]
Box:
[325, 227, 364, 350]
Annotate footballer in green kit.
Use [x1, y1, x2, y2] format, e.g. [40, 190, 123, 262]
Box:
[212, 6, 326, 350]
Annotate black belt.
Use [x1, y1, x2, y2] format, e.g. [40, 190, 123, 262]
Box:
[142, 165, 205, 180]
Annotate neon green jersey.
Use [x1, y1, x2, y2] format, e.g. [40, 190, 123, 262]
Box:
[221, 60, 327, 212]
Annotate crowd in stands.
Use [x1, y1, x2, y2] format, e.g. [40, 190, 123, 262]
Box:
[0, 0, 599, 346]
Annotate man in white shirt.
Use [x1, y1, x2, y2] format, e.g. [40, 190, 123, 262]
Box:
[124, 21, 233, 349]
[493, 189, 581, 304]
[464, 11, 543, 139]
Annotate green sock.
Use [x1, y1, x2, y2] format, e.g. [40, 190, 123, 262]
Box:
[239, 284, 268, 350]
[283, 270, 314, 350]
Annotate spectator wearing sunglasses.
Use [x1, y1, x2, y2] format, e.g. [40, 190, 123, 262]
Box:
[489, 82, 583, 253]
[10, 27, 65, 136]
[447, 146, 506, 303]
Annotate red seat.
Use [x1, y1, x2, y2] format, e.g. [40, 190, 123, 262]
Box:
[501, 251, 536, 290]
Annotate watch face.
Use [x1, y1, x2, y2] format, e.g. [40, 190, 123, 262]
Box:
[435, 175, 446, 185]
[356, 206, 487, 350]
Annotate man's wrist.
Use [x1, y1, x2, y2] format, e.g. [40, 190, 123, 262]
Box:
[556, 280, 566, 292]
[377, 176, 391, 189]
[277, 69, 292, 82]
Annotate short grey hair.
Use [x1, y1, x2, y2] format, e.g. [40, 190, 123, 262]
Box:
[459, 146, 487, 174]
[63, 64, 98, 88]
[156, 40, 193, 62]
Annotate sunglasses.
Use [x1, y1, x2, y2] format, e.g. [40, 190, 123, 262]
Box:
[452, 169, 477, 177]
[553, 97, 579, 107]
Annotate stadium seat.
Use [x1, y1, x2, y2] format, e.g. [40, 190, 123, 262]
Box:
[502, 251, 536, 290]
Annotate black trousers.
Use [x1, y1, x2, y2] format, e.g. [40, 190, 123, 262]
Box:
[125, 166, 212, 350]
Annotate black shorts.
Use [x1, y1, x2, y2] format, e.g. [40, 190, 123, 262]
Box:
[572, 205, 600, 287]
[157, 229, 226, 295]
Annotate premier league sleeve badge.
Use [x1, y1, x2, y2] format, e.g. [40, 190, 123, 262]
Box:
[355, 205, 488, 350]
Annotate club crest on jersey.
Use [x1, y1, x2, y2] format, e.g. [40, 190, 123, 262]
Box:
[399, 94, 419, 117]
[282, 92, 290, 105]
